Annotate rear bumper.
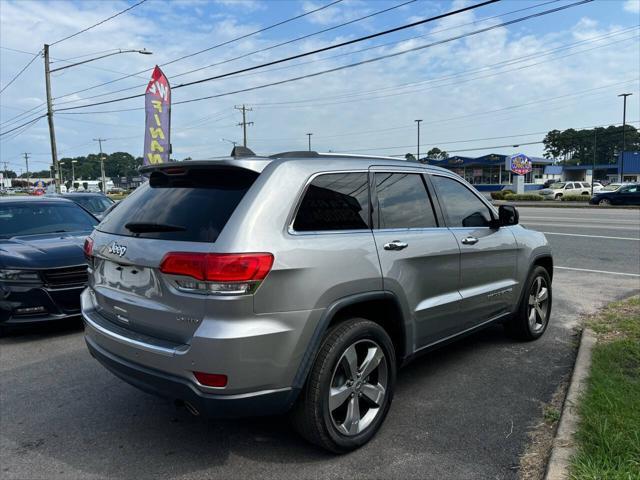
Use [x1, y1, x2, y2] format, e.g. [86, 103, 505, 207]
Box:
[86, 335, 298, 417]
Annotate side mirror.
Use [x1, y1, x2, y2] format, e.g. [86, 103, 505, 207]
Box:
[498, 205, 519, 226]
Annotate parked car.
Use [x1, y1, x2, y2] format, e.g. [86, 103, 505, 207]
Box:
[589, 183, 640, 206]
[0, 197, 98, 334]
[538, 181, 591, 200]
[82, 151, 553, 452]
[63, 192, 115, 220]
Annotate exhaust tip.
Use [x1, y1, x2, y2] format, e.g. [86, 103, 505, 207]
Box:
[175, 399, 200, 416]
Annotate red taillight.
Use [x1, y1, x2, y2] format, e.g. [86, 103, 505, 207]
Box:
[83, 237, 94, 257]
[193, 371, 227, 388]
[160, 252, 274, 282]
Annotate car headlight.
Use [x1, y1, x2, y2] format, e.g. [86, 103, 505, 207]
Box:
[0, 269, 41, 283]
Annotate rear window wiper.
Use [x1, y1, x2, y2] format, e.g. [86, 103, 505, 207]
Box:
[124, 222, 187, 233]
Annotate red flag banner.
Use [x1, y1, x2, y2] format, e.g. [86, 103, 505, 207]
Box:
[144, 66, 171, 165]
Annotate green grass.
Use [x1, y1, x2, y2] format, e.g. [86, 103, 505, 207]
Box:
[107, 193, 129, 201]
[503, 193, 543, 201]
[570, 298, 640, 480]
[544, 406, 561, 424]
[562, 194, 591, 202]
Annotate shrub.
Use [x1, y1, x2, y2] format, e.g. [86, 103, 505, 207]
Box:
[490, 189, 515, 200]
[504, 193, 543, 201]
[561, 194, 590, 202]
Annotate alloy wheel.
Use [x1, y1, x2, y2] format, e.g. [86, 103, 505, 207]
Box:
[328, 340, 388, 436]
[528, 276, 550, 333]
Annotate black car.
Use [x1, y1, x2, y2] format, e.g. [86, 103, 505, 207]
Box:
[62, 192, 115, 220]
[0, 197, 98, 334]
[589, 183, 640, 206]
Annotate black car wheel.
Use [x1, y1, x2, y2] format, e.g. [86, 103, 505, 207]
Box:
[291, 318, 396, 453]
[505, 266, 552, 341]
[598, 198, 611, 206]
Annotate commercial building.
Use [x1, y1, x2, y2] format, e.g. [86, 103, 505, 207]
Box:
[426, 153, 555, 189]
[426, 151, 640, 189]
[546, 151, 640, 183]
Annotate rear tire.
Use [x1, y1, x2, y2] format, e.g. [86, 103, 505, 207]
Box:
[290, 318, 396, 453]
[505, 266, 552, 341]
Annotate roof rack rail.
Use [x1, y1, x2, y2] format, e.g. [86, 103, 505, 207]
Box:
[316, 152, 407, 161]
[269, 151, 319, 158]
[231, 146, 256, 157]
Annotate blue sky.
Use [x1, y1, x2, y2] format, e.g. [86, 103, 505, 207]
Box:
[1, 0, 639, 174]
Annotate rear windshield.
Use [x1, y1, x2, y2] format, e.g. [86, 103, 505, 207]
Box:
[97, 167, 258, 242]
[69, 195, 114, 214]
[0, 202, 97, 238]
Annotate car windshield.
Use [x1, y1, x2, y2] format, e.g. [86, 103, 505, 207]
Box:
[0, 202, 97, 238]
[603, 184, 622, 191]
[550, 183, 566, 189]
[69, 195, 114, 214]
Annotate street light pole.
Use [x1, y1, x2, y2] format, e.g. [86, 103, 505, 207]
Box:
[618, 93, 632, 181]
[71, 160, 77, 184]
[43, 45, 152, 194]
[306, 133, 313, 151]
[94, 138, 107, 192]
[414, 119, 422, 161]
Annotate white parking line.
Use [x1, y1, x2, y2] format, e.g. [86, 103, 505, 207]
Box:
[524, 222, 637, 231]
[520, 216, 640, 224]
[555, 266, 640, 277]
[540, 231, 640, 241]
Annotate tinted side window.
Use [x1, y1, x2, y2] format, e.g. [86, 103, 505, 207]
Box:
[374, 173, 437, 229]
[431, 176, 493, 227]
[293, 173, 369, 231]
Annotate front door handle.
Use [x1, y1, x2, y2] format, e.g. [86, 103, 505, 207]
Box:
[461, 236, 478, 245]
[384, 240, 408, 251]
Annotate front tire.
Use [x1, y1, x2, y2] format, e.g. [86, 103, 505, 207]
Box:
[505, 266, 552, 341]
[291, 318, 396, 453]
[598, 198, 611, 206]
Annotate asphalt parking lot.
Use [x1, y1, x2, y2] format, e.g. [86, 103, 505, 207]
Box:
[1, 207, 639, 480]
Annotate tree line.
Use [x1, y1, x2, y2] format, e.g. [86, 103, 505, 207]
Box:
[3, 124, 638, 182]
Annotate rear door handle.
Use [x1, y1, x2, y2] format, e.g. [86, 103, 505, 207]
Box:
[384, 240, 408, 251]
[461, 236, 478, 245]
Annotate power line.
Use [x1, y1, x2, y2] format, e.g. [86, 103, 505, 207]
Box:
[54, 0, 419, 105]
[0, 51, 41, 95]
[0, 115, 46, 138]
[245, 35, 639, 113]
[334, 121, 640, 155]
[54, 0, 511, 111]
[50, 0, 149, 46]
[53, 28, 638, 117]
[166, 0, 597, 107]
[52, 0, 345, 101]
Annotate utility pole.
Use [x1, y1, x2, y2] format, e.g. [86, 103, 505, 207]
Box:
[44, 44, 60, 193]
[71, 160, 77, 185]
[23, 153, 30, 189]
[306, 133, 313, 151]
[591, 129, 596, 196]
[93, 138, 107, 192]
[414, 119, 422, 162]
[235, 104, 253, 147]
[618, 93, 632, 181]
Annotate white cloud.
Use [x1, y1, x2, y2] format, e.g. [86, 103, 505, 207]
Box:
[0, 0, 638, 174]
[623, 0, 640, 14]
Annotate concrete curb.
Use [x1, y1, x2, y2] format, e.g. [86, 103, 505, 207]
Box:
[544, 328, 597, 480]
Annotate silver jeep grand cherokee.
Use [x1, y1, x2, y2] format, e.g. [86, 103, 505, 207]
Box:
[82, 149, 553, 452]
